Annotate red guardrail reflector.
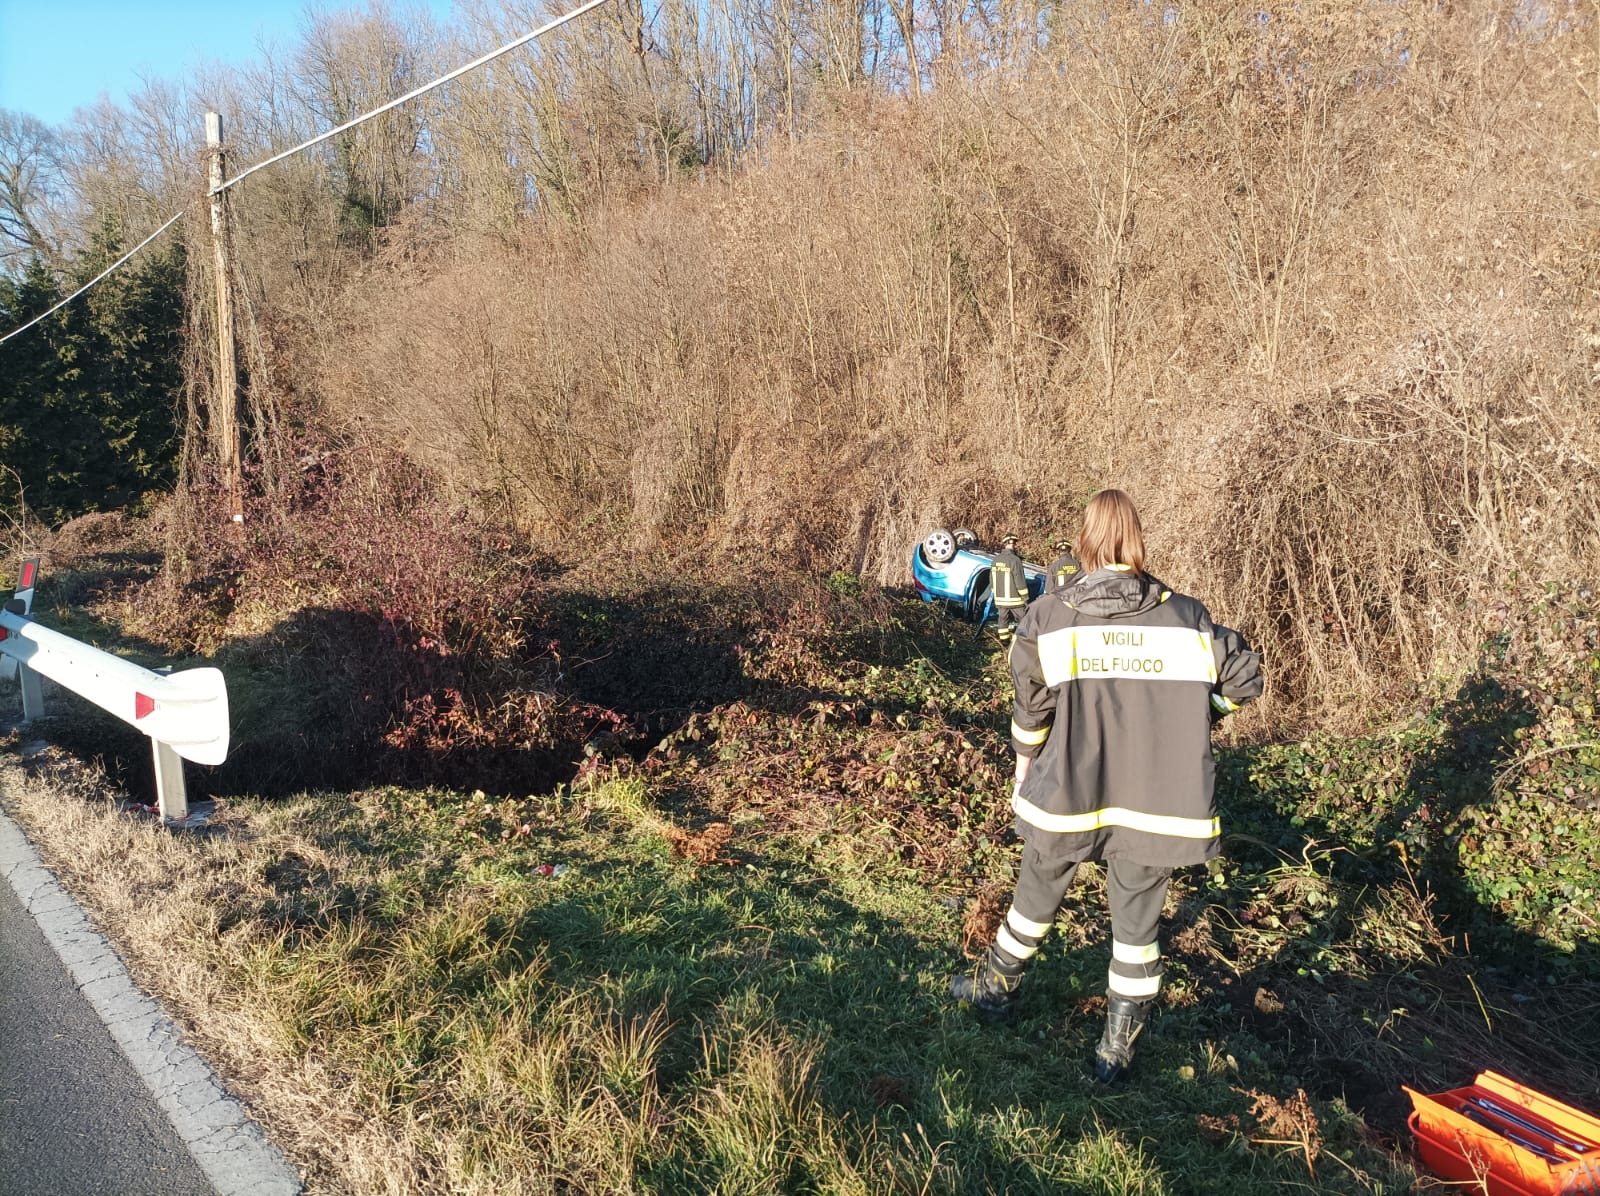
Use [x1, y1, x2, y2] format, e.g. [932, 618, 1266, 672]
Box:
[18, 561, 35, 589]
[135, 692, 155, 720]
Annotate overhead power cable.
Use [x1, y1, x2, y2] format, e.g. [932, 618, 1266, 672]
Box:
[0, 211, 186, 346]
[218, 0, 612, 198]
[0, 0, 613, 348]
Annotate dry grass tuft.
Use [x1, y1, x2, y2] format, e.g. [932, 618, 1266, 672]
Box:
[662, 821, 733, 866]
[1239, 1086, 1324, 1178]
[959, 882, 1009, 960]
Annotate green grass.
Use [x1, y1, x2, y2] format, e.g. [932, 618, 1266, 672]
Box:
[212, 781, 1417, 1194]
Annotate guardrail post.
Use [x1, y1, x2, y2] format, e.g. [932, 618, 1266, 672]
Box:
[152, 741, 188, 823]
[18, 661, 44, 721]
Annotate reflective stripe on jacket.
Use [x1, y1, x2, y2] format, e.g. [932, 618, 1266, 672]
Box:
[1049, 552, 1081, 592]
[991, 550, 1027, 607]
[1007, 568, 1262, 867]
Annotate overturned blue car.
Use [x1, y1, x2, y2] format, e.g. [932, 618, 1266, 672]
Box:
[911, 529, 1047, 626]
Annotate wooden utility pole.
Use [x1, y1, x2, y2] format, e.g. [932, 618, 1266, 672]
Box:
[205, 112, 244, 528]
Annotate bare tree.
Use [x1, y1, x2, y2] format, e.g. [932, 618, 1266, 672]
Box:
[292, 3, 439, 248]
[0, 110, 66, 268]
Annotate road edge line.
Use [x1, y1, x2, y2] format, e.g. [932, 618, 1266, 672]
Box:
[0, 798, 302, 1196]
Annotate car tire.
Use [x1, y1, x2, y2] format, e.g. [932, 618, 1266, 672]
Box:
[953, 527, 977, 548]
[923, 529, 957, 564]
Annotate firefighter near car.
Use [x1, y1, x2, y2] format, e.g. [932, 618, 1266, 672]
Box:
[950, 489, 1263, 1084]
[989, 535, 1029, 643]
[912, 531, 1047, 624]
[1048, 538, 1081, 592]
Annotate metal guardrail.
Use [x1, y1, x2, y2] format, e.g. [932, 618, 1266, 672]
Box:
[1, 560, 229, 824]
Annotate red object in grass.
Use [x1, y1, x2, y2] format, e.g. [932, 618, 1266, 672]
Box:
[1405, 1071, 1600, 1196]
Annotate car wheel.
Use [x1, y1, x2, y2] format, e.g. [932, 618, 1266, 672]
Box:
[953, 527, 978, 548]
[923, 529, 957, 564]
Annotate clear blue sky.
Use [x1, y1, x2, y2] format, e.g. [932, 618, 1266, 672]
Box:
[0, 0, 456, 128]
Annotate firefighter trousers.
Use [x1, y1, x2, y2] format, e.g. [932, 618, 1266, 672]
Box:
[986, 845, 1170, 1004]
[994, 603, 1024, 640]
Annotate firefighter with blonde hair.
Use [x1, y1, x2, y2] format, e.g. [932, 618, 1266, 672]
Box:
[951, 489, 1263, 1083]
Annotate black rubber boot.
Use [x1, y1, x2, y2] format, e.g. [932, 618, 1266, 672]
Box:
[949, 962, 1022, 1024]
[1092, 996, 1149, 1084]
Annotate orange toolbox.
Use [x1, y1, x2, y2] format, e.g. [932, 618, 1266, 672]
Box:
[1405, 1071, 1600, 1195]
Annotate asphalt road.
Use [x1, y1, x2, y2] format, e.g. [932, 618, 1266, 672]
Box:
[0, 870, 215, 1196]
[0, 762, 301, 1196]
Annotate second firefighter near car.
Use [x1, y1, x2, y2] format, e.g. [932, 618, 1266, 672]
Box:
[911, 528, 1047, 632]
[950, 489, 1263, 1084]
[988, 535, 1028, 643]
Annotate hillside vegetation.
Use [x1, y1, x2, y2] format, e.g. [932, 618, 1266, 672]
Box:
[295, 0, 1600, 728]
[2, 1, 1599, 727]
[3, 529, 1597, 1193]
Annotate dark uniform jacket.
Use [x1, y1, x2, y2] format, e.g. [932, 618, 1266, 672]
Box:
[1048, 551, 1081, 592]
[1007, 566, 1263, 867]
[991, 549, 1028, 607]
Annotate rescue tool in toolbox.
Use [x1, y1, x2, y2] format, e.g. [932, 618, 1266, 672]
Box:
[1, 559, 230, 823]
[1407, 1070, 1600, 1196]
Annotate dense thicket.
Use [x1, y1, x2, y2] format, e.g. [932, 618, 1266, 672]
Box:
[0, 239, 184, 523]
[3, 0, 1599, 726]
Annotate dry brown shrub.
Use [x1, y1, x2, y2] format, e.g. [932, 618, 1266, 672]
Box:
[1075, 993, 1108, 1019]
[960, 883, 1009, 959]
[1170, 916, 1216, 958]
[251, 1, 1600, 731]
[1238, 1086, 1324, 1176]
[46, 511, 134, 563]
[662, 821, 733, 865]
[1196, 1112, 1242, 1144]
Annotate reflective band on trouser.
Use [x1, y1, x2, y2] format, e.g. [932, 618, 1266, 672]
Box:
[1037, 624, 1219, 688]
[1008, 907, 1053, 939]
[1010, 720, 1049, 747]
[994, 924, 1040, 961]
[1011, 794, 1220, 840]
[1112, 939, 1160, 965]
[1211, 693, 1240, 714]
[1109, 939, 1162, 1000]
[1108, 968, 1162, 999]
